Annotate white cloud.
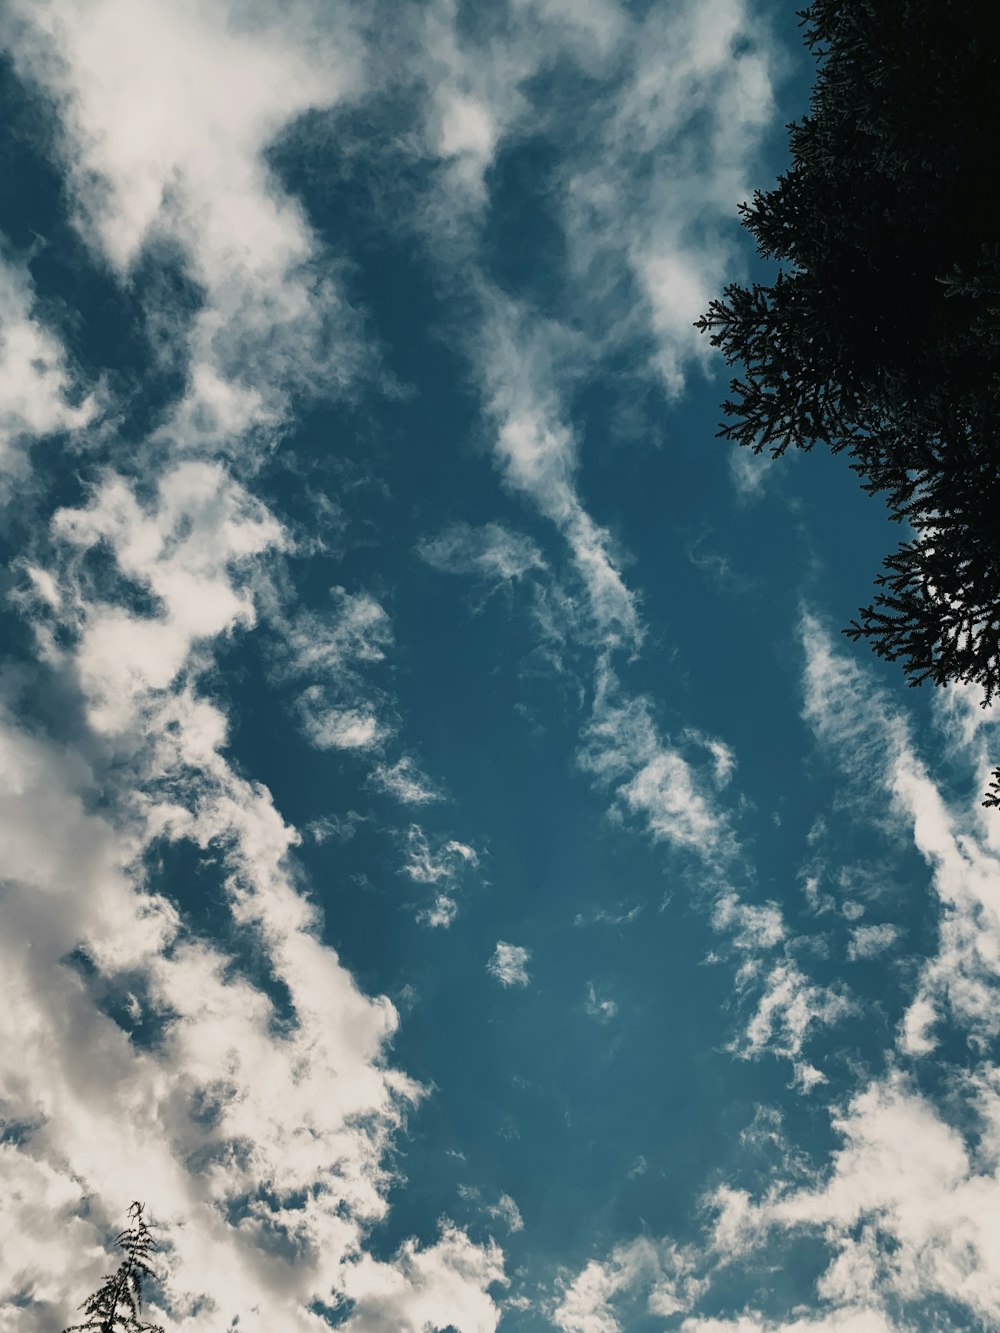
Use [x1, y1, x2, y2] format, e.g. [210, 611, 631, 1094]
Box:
[713, 883, 844, 1091]
[514, 0, 627, 70]
[732, 959, 855, 1086]
[933, 678, 1000, 754]
[6, 0, 370, 454]
[338, 1222, 505, 1332]
[402, 826, 479, 883]
[482, 321, 643, 653]
[418, 520, 546, 584]
[728, 1072, 1000, 1327]
[585, 982, 617, 1023]
[728, 445, 781, 505]
[283, 588, 393, 678]
[0, 252, 98, 485]
[417, 0, 772, 397]
[0, 594, 505, 1330]
[487, 1192, 524, 1234]
[402, 826, 480, 928]
[847, 923, 900, 962]
[696, 733, 739, 788]
[712, 892, 785, 951]
[438, 91, 498, 162]
[553, 1237, 703, 1333]
[621, 751, 719, 847]
[394, 0, 764, 914]
[0, 696, 490, 1329]
[307, 811, 369, 844]
[487, 942, 531, 988]
[799, 613, 909, 798]
[553, 1257, 631, 1333]
[301, 702, 384, 750]
[800, 616, 1000, 1050]
[557, 0, 778, 395]
[370, 756, 443, 805]
[43, 460, 285, 734]
[897, 995, 937, 1058]
[680, 1311, 896, 1333]
[668, 626, 1000, 1326]
[275, 587, 395, 754]
[579, 663, 736, 864]
[417, 4, 523, 212]
[573, 903, 643, 928]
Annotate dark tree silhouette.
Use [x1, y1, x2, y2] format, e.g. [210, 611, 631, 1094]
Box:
[63, 1202, 164, 1333]
[696, 0, 1000, 802]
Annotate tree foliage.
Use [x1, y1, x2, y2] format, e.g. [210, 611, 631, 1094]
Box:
[696, 0, 1000, 801]
[63, 1202, 164, 1333]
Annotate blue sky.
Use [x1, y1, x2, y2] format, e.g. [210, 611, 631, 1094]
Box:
[1, 3, 999, 1331]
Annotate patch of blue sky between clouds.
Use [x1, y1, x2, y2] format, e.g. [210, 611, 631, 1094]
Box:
[2, 1, 999, 1332]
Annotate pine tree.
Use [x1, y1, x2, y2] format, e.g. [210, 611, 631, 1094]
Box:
[63, 1202, 165, 1333]
[696, 0, 1000, 804]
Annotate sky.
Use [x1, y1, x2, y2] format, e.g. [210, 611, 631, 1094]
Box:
[1, 2, 999, 1331]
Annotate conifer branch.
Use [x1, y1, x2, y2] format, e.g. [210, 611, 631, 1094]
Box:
[64, 1202, 165, 1333]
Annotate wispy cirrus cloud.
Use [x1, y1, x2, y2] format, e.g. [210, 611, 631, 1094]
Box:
[584, 982, 618, 1023]
[418, 520, 547, 585]
[800, 614, 1000, 1051]
[394, 6, 766, 881]
[272, 585, 395, 753]
[573, 902, 643, 928]
[458, 1184, 526, 1235]
[489, 1191, 525, 1234]
[391, 0, 770, 912]
[478, 302, 644, 655]
[370, 755, 444, 805]
[400, 825, 481, 928]
[411, 0, 778, 395]
[553, 622, 1000, 1330]
[579, 660, 737, 865]
[553, 0, 778, 396]
[730, 958, 855, 1091]
[773, 629, 1000, 1326]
